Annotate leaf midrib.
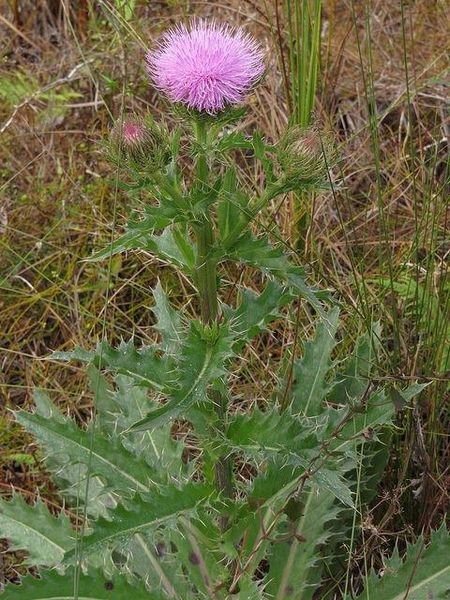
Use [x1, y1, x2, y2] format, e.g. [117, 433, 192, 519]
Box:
[0, 514, 69, 555]
[389, 563, 450, 600]
[19, 413, 149, 493]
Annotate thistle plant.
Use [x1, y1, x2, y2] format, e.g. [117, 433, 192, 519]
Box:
[1, 19, 449, 600]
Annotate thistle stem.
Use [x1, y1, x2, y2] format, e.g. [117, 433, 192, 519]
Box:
[195, 218, 219, 324]
[193, 119, 233, 504]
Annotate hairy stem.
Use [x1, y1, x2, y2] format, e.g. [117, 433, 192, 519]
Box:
[193, 119, 233, 504]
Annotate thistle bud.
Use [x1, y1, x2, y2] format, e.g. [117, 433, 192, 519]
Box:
[277, 125, 335, 188]
[107, 115, 171, 176]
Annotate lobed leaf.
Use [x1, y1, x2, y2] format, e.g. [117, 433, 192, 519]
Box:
[123, 531, 197, 599]
[225, 232, 326, 313]
[265, 486, 341, 600]
[16, 405, 152, 497]
[54, 338, 174, 391]
[352, 523, 450, 600]
[64, 483, 213, 561]
[329, 323, 380, 404]
[1, 567, 160, 600]
[290, 307, 340, 416]
[226, 408, 353, 507]
[223, 280, 293, 350]
[152, 281, 184, 354]
[0, 495, 74, 567]
[130, 321, 233, 430]
[90, 369, 184, 478]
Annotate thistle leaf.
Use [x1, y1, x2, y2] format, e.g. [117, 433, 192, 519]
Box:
[329, 323, 380, 404]
[170, 517, 229, 597]
[216, 130, 253, 153]
[90, 369, 184, 477]
[147, 226, 196, 273]
[152, 281, 183, 354]
[223, 280, 293, 350]
[226, 408, 353, 506]
[217, 166, 249, 241]
[88, 191, 189, 263]
[226, 408, 314, 460]
[88, 229, 150, 262]
[130, 321, 232, 430]
[16, 407, 152, 496]
[352, 523, 450, 600]
[291, 307, 340, 416]
[64, 483, 212, 560]
[225, 232, 325, 313]
[231, 576, 265, 599]
[54, 339, 174, 391]
[123, 532, 196, 598]
[266, 486, 341, 600]
[0, 496, 74, 567]
[1, 568, 160, 600]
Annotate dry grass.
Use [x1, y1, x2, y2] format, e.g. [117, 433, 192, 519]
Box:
[0, 0, 448, 589]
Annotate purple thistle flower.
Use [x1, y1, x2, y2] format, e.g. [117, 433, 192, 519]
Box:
[146, 20, 265, 113]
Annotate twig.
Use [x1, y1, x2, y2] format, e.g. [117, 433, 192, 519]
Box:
[0, 13, 41, 51]
[0, 60, 93, 135]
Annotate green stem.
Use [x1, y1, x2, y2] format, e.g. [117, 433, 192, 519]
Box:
[193, 119, 233, 504]
[195, 219, 219, 324]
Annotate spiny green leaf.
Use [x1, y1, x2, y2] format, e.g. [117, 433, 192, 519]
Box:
[54, 338, 174, 391]
[64, 483, 213, 560]
[313, 469, 353, 508]
[328, 389, 394, 453]
[152, 281, 183, 354]
[0, 496, 74, 567]
[54, 465, 115, 519]
[29, 393, 116, 517]
[329, 323, 380, 404]
[130, 321, 233, 430]
[146, 226, 196, 273]
[88, 193, 189, 262]
[250, 462, 303, 504]
[291, 307, 340, 416]
[216, 130, 253, 153]
[190, 173, 223, 213]
[33, 389, 67, 423]
[217, 166, 249, 241]
[226, 409, 353, 506]
[123, 532, 196, 598]
[1, 567, 160, 600]
[88, 228, 150, 262]
[352, 523, 450, 600]
[170, 517, 228, 597]
[16, 407, 152, 496]
[226, 408, 314, 459]
[90, 369, 184, 477]
[230, 576, 264, 599]
[52, 346, 94, 363]
[225, 232, 325, 313]
[93, 339, 174, 390]
[223, 280, 293, 350]
[227, 233, 293, 273]
[266, 486, 341, 600]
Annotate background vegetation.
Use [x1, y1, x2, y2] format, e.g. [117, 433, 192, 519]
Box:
[0, 0, 448, 590]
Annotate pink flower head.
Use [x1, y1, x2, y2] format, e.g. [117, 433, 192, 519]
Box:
[146, 20, 265, 113]
[121, 120, 147, 145]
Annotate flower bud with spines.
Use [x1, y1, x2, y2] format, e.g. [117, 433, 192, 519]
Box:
[276, 124, 335, 190]
[107, 115, 171, 177]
